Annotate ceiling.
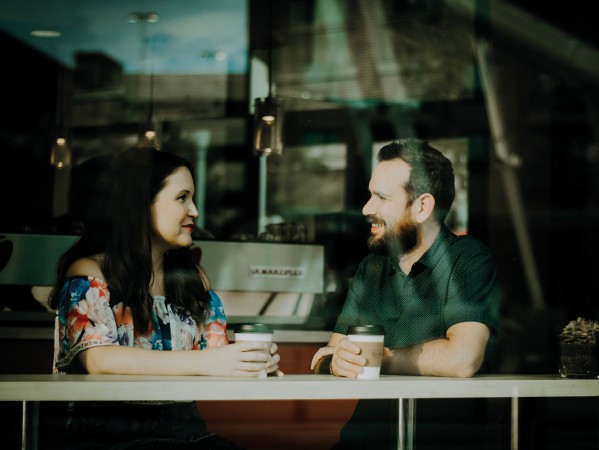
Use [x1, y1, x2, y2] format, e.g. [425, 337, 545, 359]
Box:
[0, 0, 248, 74]
[1, 0, 597, 116]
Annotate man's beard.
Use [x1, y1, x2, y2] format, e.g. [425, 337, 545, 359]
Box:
[367, 213, 418, 256]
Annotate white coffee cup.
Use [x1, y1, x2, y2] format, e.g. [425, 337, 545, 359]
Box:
[234, 323, 274, 378]
[347, 325, 385, 380]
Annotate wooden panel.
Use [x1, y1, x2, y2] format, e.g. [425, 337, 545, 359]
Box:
[196, 343, 356, 450]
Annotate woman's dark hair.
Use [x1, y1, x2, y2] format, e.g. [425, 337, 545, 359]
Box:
[377, 139, 455, 222]
[49, 147, 210, 332]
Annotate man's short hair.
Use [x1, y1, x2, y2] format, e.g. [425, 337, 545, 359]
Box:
[377, 139, 455, 223]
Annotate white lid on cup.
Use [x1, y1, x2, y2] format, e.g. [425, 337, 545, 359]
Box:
[233, 323, 274, 334]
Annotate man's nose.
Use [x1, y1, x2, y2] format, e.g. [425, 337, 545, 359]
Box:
[362, 197, 375, 216]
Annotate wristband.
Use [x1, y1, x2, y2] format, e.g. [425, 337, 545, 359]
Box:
[313, 354, 333, 374]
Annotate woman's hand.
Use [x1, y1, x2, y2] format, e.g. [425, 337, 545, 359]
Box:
[267, 342, 284, 377]
[196, 341, 281, 377]
[199, 341, 271, 377]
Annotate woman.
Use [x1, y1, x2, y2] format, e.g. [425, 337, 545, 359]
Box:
[49, 147, 280, 449]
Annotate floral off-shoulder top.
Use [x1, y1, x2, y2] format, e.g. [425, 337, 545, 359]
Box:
[53, 276, 228, 374]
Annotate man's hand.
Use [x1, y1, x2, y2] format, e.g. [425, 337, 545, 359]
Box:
[310, 333, 368, 378]
[330, 338, 366, 378]
[310, 346, 334, 373]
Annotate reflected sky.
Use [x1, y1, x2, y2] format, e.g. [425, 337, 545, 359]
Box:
[0, 0, 247, 74]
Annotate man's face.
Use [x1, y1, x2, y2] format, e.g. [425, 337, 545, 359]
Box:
[362, 159, 418, 256]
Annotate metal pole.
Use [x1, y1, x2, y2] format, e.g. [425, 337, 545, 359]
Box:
[194, 130, 210, 229]
[21, 401, 27, 450]
[396, 398, 416, 450]
[406, 398, 416, 450]
[397, 397, 405, 450]
[511, 397, 519, 450]
[258, 154, 268, 235]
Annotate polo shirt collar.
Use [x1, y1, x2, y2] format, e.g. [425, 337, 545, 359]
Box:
[387, 224, 455, 275]
[416, 224, 454, 271]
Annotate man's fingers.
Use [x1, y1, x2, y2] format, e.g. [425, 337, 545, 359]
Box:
[339, 338, 362, 354]
[310, 346, 333, 369]
[337, 348, 366, 366]
[331, 357, 360, 378]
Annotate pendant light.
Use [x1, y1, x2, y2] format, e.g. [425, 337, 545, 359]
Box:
[50, 136, 71, 170]
[253, 0, 283, 156]
[138, 64, 160, 149]
[50, 70, 71, 169]
[129, 12, 161, 149]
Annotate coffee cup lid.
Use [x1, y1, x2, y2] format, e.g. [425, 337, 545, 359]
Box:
[347, 325, 384, 335]
[234, 323, 274, 334]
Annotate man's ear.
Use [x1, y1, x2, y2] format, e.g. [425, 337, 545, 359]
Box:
[412, 193, 435, 223]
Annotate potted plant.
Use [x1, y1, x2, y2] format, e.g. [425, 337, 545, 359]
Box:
[558, 317, 599, 378]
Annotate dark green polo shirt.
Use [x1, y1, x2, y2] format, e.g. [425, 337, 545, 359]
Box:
[334, 224, 500, 366]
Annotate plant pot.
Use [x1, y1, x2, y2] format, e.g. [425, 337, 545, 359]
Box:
[558, 339, 597, 378]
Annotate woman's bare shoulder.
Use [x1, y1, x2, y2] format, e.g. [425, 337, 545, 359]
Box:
[66, 255, 105, 279]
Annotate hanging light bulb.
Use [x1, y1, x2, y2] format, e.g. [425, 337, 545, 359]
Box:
[50, 68, 72, 169]
[131, 11, 161, 150]
[253, 96, 282, 156]
[50, 136, 72, 170]
[253, 0, 282, 156]
[138, 128, 161, 150]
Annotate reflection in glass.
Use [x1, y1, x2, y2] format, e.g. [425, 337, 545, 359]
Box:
[253, 96, 283, 156]
[50, 137, 71, 170]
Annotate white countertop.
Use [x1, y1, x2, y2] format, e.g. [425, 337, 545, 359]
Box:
[0, 374, 597, 402]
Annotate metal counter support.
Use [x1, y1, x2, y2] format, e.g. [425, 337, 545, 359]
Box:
[397, 398, 416, 450]
[21, 401, 27, 450]
[511, 396, 519, 450]
[2, 374, 598, 450]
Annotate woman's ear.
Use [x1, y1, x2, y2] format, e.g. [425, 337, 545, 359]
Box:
[412, 193, 435, 224]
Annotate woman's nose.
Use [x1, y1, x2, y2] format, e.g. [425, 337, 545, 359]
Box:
[189, 202, 199, 217]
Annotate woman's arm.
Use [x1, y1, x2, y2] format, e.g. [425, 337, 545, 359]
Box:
[80, 340, 278, 377]
[66, 258, 282, 377]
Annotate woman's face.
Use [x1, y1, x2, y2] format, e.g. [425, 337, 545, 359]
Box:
[150, 166, 198, 253]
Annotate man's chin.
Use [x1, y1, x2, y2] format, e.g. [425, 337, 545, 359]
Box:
[367, 235, 388, 255]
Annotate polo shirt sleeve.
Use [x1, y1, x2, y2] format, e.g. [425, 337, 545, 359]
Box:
[444, 242, 501, 335]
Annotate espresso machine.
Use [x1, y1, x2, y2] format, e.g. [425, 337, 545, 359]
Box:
[0, 233, 326, 341]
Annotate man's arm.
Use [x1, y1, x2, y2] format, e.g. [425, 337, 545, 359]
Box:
[381, 321, 490, 378]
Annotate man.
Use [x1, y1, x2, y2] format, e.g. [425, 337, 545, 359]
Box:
[311, 139, 501, 449]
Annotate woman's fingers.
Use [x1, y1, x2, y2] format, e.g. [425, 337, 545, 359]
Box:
[228, 340, 283, 377]
[235, 340, 270, 352]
